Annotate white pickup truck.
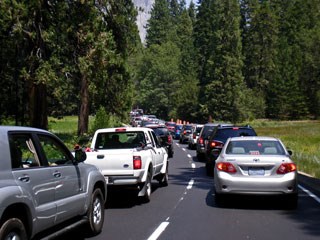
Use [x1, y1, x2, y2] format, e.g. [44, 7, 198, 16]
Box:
[85, 127, 169, 202]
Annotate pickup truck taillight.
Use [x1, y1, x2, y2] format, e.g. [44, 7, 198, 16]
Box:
[133, 156, 142, 169]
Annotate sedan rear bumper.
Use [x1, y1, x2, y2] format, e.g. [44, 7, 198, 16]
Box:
[214, 171, 298, 195]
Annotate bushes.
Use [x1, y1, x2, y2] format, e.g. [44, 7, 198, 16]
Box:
[91, 107, 122, 133]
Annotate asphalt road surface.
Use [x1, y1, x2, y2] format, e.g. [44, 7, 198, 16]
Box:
[49, 140, 320, 240]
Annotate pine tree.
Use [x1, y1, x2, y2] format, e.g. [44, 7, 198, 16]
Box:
[267, 0, 309, 119]
[145, 0, 172, 46]
[195, 0, 245, 122]
[240, 0, 278, 118]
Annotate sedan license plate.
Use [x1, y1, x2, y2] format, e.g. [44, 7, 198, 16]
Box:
[248, 167, 265, 176]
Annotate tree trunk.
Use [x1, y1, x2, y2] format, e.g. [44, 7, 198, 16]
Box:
[29, 83, 48, 129]
[78, 74, 89, 136]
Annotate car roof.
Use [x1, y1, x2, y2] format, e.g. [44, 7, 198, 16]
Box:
[229, 136, 279, 141]
[94, 127, 153, 133]
[0, 126, 49, 134]
[203, 122, 233, 127]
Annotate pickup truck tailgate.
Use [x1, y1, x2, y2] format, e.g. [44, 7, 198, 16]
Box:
[85, 149, 135, 176]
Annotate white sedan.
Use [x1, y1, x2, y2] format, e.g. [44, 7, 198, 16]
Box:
[214, 136, 298, 209]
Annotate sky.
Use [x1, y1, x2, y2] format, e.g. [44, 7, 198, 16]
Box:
[186, 0, 197, 6]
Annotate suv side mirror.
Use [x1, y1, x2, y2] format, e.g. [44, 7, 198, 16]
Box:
[74, 145, 87, 162]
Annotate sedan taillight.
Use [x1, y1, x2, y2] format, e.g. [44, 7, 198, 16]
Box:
[167, 135, 172, 144]
[276, 163, 297, 174]
[216, 162, 237, 173]
[133, 156, 142, 169]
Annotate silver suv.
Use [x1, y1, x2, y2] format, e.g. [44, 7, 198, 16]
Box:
[0, 126, 107, 240]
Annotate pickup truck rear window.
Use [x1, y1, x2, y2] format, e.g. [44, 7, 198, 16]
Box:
[95, 131, 146, 149]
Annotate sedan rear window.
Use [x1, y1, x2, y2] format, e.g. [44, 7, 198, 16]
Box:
[226, 140, 286, 155]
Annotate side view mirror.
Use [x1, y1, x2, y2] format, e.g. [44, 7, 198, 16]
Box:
[74, 144, 87, 162]
[287, 150, 293, 156]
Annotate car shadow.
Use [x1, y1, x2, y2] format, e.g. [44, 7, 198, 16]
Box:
[105, 183, 162, 209]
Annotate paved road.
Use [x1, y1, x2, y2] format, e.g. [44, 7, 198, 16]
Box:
[49, 141, 320, 240]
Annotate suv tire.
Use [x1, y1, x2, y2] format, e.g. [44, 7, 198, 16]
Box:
[87, 188, 105, 235]
[0, 218, 27, 240]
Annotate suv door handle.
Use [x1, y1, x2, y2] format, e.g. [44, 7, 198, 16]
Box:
[18, 175, 30, 182]
[53, 171, 61, 178]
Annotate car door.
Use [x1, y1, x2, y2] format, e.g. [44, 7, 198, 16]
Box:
[36, 134, 86, 224]
[148, 130, 166, 174]
[9, 133, 56, 231]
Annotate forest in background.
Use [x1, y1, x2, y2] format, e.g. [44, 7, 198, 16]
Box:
[1, 0, 319, 136]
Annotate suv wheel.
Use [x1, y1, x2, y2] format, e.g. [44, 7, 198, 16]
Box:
[87, 188, 105, 235]
[0, 218, 27, 240]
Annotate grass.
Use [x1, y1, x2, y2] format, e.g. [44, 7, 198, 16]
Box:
[46, 117, 320, 179]
[246, 119, 320, 178]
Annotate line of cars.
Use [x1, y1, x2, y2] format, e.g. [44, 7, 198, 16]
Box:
[178, 122, 298, 209]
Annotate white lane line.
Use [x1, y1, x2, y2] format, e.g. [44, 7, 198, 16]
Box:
[298, 184, 320, 204]
[182, 148, 186, 151]
[187, 154, 192, 158]
[187, 179, 194, 189]
[147, 222, 170, 240]
[191, 163, 196, 169]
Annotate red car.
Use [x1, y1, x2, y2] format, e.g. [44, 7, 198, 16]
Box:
[165, 121, 176, 134]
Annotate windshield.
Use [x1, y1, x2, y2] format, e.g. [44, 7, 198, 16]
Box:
[94, 131, 146, 149]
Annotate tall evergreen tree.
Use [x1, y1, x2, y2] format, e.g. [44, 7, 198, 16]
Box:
[195, 0, 245, 122]
[240, 0, 278, 118]
[145, 0, 172, 46]
[267, 0, 309, 119]
[174, 8, 199, 122]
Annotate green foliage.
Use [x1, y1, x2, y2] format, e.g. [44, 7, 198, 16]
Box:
[195, 0, 245, 123]
[250, 120, 320, 178]
[91, 107, 122, 134]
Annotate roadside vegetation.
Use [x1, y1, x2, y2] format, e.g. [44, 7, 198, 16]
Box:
[249, 120, 320, 179]
[48, 117, 320, 179]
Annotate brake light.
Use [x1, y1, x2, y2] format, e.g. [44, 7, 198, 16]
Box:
[276, 163, 297, 174]
[167, 135, 172, 144]
[232, 127, 239, 130]
[193, 133, 197, 139]
[209, 141, 224, 148]
[133, 156, 142, 169]
[116, 128, 127, 132]
[199, 137, 204, 144]
[183, 130, 186, 135]
[216, 162, 237, 173]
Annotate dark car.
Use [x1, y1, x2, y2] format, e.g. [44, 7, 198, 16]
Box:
[196, 123, 232, 161]
[146, 124, 174, 158]
[205, 125, 257, 175]
[173, 124, 183, 140]
[179, 124, 194, 144]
